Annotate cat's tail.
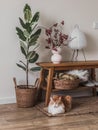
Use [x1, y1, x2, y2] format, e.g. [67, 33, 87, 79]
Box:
[62, 95, 72, 112]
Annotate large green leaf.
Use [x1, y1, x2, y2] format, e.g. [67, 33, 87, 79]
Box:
[20, 41, 27, 56]
[29, 35, 38, 46]
[27, 51, 35, 60]
[20, 46, 26, 57]
[19, 60, 26, 67]
[29, 53, 39, 63]
[32, 24, 37, 32]
[31, 12, 39, 25]
[24, 4, 31, 12]
[16, 27, 26, 41]
[32, 29, 41, 36]
[19, 18, 26, 29]
[16, 63, 26, 71]
[29, 29, 41, 46]
[25, 23, 32, 33]
[24, 4, 32, 22]
[23, 30, 30, 37]
[30, 66, 41, 71]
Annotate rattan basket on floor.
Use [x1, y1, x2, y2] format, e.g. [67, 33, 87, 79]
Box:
[54, 78, 80, 90]
[13, 77, 40, 108]
[15, 86, 36, 108]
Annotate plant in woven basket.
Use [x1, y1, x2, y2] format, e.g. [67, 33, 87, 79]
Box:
[14, 4, 42, 108]
[16, 4, 41, 87]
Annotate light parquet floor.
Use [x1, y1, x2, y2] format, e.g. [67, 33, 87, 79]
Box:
[0, 103, 98, 130]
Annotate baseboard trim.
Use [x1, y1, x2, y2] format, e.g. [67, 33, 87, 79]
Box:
[0, 97, 16, 104]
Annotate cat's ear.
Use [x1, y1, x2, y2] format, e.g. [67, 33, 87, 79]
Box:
[58, 96, 62, 100]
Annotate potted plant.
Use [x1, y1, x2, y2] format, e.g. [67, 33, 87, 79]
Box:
[44, 21, 68, 63]
[13, 4, 41, 108]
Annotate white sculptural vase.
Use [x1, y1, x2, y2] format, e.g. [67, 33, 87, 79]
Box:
[68, 25, 87, 50]
[51, 47, 62, 64]
[68, 25, 87, 61]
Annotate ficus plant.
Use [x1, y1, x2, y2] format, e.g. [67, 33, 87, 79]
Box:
[16, 4, 41, 87]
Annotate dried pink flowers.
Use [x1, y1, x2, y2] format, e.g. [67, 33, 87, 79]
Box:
[45, 21, 68, 51]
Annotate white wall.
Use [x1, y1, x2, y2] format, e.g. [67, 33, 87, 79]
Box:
[0, 0, 98, 104]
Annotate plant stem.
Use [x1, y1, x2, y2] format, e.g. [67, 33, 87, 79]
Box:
[26, 60, 29, 87]
[26, 39, 29, 87]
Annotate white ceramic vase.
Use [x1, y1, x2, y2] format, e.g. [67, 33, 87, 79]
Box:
[51, 47, 62, 64]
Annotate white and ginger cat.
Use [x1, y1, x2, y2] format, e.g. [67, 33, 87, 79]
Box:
[48, 95, 65, 115]
[48, 95, 72, 115]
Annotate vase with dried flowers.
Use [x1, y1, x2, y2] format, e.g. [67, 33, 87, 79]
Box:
[44, 21, 68, 63]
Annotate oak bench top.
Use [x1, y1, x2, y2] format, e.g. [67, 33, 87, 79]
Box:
[36, 60, 98, 68]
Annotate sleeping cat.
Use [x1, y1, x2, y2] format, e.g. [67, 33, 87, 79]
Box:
[48, 95, 72, 115]
[48, 95, 65, 115]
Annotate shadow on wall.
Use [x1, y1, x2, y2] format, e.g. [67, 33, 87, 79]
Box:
[38, 38, 51, 62]
[85, 33, 97, 55]
[61, 46, 71, 61]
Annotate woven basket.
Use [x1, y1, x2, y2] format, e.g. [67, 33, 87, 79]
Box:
[54, 78, 80, 90]
[13, 78, 40, 108]
[15, 86, 36, 108]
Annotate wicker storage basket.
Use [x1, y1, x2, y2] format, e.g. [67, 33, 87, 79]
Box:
[15, 86, 36, 108]
[13, 78, 40, 108]
[54, 78, 80, 90]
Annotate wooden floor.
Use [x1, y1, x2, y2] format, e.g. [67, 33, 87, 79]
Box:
[0, 104, 98, 130]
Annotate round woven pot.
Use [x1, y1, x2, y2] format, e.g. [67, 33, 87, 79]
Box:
[15, 85, 36, 108]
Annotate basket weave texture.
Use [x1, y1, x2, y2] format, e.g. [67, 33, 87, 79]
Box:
[15, 86, 36, 108]
[54, 79, 80, 90]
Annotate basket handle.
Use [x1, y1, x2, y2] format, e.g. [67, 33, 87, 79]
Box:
[13, 77, 17, 88]
[34, 78, 40, 90]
